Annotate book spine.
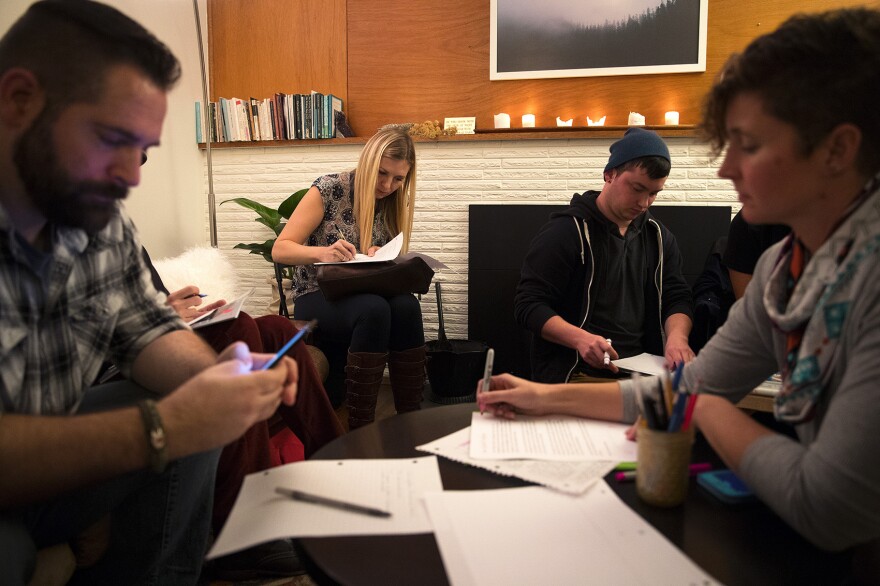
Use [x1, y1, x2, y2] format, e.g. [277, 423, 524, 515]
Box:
[324, 94, 331, 139]
[249, 97, 261, 141]
[273, 93, 285, 140]
[285, 94, 294, 139]
[311, 91, 324, 139]
[330, 95, 343, 138]
[304, 94, 312, 139]
[237, 99, 252, 141]
[294, 94, 303, 140]
[219, 98, 231, 142]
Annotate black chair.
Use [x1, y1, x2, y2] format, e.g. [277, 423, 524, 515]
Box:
[274, 262, 292, 318]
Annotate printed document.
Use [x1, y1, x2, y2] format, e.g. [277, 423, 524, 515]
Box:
[468, 413, 636, 462]
[417, 426, 616, 494]
[423, 482, 720, 585]
[208, 456, 443, 559]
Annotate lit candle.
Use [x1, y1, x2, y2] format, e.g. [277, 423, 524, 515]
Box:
[627, 112, 645, 126]
[522, 114, 536, 128]
[587, 116, 606, 127]
[556, 117, 573, 127]
[494, 113, 510, 129]
[664, 111, 680, 125]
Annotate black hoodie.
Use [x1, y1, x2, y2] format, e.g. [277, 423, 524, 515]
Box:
[514, 191, 693, 383]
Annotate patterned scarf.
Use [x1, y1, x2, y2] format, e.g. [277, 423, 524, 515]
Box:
[764, 173, 880, 423]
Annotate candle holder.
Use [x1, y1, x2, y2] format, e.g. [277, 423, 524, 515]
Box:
[628, 112, 645, 126]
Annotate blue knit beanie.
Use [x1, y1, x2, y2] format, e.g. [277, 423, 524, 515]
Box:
[604, 128, 670, 173]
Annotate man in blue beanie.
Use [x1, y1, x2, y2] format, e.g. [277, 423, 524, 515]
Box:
[515, 128, 695, 383]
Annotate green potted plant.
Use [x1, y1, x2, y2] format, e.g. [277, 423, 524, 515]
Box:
[220, 188, 308, 279]
[221, 188, 307, 311]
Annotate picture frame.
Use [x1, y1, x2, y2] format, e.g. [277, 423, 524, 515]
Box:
[490, 0, 708, 81]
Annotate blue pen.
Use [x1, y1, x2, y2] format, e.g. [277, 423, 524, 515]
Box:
[672, 361, 684, 391]
[668, 388, 690, 432]
[260, 319, 317, 370]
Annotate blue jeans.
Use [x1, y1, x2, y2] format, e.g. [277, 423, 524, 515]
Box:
[0, 381, 220, 585]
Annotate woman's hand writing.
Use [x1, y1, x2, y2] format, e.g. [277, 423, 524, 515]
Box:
[476, 373, 554, 419]
[316, 239, 358, 262]
[166, 286, 226, 321]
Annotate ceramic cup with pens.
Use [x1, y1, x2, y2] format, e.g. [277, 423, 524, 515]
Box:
[636, 426, 695, 507]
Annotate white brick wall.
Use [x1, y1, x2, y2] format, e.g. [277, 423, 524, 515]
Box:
[206, 136, 737, 341]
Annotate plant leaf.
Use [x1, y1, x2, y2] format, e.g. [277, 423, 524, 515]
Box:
[232, 240, 275, 264]
[278, 188, 308, 219]
[221, 197, 282, 230]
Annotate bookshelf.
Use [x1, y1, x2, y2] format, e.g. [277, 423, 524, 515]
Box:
[197, 125, 700, 149]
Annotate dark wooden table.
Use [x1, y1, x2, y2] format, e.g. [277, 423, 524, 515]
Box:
[296, 403, 852, 585]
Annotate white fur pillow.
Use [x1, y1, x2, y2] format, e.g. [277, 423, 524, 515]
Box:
[152, 246, 239, 303]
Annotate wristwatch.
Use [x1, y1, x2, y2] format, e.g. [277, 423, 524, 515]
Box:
[137, 399, 168, 474]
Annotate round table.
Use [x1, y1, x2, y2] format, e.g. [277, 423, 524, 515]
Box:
[296, 403, 852, 585]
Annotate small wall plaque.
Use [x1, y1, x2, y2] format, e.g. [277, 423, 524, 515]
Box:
[443, 117, 476, 134]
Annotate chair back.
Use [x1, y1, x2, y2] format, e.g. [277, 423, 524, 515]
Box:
[274, 263, 291, 317]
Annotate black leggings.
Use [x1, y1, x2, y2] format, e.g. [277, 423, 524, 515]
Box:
[293, 290, 425, 352]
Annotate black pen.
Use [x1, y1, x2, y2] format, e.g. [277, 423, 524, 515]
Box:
[274, 487, 391, 518]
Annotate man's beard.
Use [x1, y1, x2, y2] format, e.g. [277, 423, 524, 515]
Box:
[13, 110, 128, 235]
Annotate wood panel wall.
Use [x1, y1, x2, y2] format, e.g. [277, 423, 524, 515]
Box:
[209, 0, 858, 137]
[208, 0, 347, 101]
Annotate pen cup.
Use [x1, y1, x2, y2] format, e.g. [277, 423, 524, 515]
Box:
[636, 427, 694, 507]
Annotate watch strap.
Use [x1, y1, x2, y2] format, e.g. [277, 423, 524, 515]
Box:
[137, 399, 168, 474]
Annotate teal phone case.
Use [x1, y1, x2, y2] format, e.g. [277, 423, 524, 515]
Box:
[697, 469, 756, 504]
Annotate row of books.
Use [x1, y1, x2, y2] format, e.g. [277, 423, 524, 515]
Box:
[195, 91, 344, 143]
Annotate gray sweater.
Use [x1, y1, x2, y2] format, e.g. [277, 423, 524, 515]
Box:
[620, 240, 880, 551]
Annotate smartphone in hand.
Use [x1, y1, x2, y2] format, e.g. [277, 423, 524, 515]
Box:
[259, 319, 317, 370]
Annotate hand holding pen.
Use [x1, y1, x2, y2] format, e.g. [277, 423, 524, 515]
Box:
[165, 286, 226, 321]
[478, 348, 494, 415]
[578, 333, 618, 371]
[322, 232, 357, 262]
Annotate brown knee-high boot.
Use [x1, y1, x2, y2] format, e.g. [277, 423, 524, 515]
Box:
[388, 345, 426, 414]
[345, 350, 388, 430]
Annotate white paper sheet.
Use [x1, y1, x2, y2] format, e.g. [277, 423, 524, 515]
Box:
[187, 287, 255, 329]
[207, 456, 443, 559]
[315, 232, 403, 264]
[612, 352, 668, 376]
[752, 372, 782, 397]
[423, 482, 720, 586]
[468, 413, 637, 462]
[416, 426, 616, 494]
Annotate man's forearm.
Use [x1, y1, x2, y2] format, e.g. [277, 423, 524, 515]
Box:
[131, 330, 217, 394]
[0, 410, 150, 507]
[540, 316, 587, 349]
[664, 313, 693, 341]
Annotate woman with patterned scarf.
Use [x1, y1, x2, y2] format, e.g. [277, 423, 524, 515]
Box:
[477, 7, 880, 565]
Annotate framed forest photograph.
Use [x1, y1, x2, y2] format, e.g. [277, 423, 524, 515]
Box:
[490, 0, 707, 80]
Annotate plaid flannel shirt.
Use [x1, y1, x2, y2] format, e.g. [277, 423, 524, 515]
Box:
[0, 205, 185, 415]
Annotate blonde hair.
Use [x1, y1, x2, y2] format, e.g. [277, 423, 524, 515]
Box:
[353, 126, 417, 253]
